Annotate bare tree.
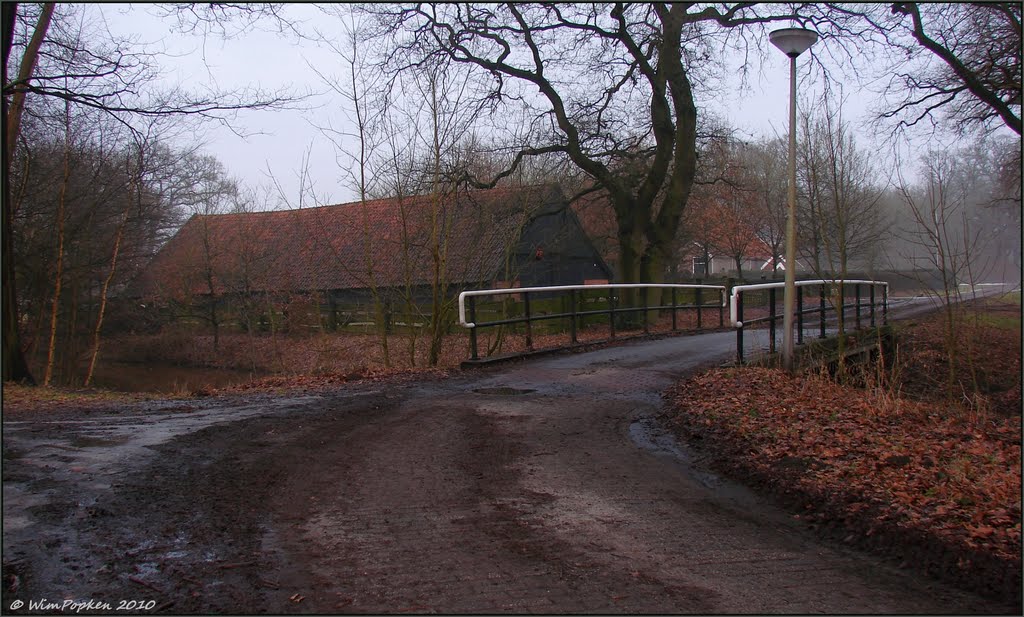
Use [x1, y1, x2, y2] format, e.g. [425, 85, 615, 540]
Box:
[42, 96, 71, 386]
[889, 2, 1021, 136]
[310, 12, 394, 366]
[988, 136, 1023, 281]
[794, 91, 886, 375]
[797, 94, 886, 282]
[679, 137, 761, 280]
[223, 185, 284, 372]
[747, 137, 788, 277]
[10, 92, 190, 386]
[371, 82, 427, 366]
[156, 154, 240, 353]
[915, 136, 1022, 286]
[826, 3, 1021, 136]
[894, 148, 986, 395]
[2, 2, 298, 384]
[83, 142, 143, 387]
[992, 136, 1022, 208]
[2, 2, 51, 383]
[364, 17, 489, 366]
[361, 3, 806, 296]
[412, 62, 481, 366]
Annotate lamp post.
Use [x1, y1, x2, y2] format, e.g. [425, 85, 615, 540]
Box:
[769, 27, 817, 372]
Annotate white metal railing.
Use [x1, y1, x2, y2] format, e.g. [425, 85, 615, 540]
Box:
[729, 279, 888, 327]
[459, 283, 726, 327]
[730, 279, 889, 364]
[457, 283, 728, 361]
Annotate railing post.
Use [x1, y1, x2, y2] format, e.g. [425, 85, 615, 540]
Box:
[882, 284, 888, 326]
[869, 284, 876, 327]
[796, 285, 804, 345]
[838, 281, 846, 334]
[569, 289, 578, 344]
[524, 291, 533, 350]
[736, 290, 745, 364]
[642, 286, 649, 334]
[609, 291, 616, 339]
[855, 283, 862, 330]
[768, 287, 777, 354]
[719, 289, 724, 327]
[671, 287, 678, 331]
[819, 283, 827, 339]
[695, 287, 703, 330]
[469, 295, 479, 360]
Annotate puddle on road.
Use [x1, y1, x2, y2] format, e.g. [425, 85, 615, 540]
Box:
[628, 416, 787, 518]
[628, 416, 724, 490]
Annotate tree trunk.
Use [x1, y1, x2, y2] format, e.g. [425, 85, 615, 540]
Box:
[2, 3, 54, 385]
[426, 74, 451, 368]
[5, 4, 53, 160]
[208, 297, 219, 352]
[615, 226, 645, 329]
[43, 100, 71, 386]
[84, 206, 130, 387]
[640, 249, 668, 324]
[62, 275, 80, 384]
[199, 219, 220, 353]
[396, 195, 419, 367]
[348, 27, 390, 368]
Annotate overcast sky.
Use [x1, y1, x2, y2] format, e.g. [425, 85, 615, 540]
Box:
[98, 3, 886, 208]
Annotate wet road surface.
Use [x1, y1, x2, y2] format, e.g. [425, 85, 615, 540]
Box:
[3, 331, 1015, 613]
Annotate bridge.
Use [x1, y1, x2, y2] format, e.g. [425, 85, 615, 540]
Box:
[458, 280, 1017, 366]
[458, 279, 892, 366]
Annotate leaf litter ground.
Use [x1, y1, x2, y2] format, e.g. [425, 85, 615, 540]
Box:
[662, 299, 1021, 603]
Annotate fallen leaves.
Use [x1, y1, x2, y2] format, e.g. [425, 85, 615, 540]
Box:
[662, 303, 1022, 596]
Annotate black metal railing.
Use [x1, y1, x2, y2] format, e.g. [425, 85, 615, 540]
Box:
[730, 279, 888, 364]
[458, 283, 727, 362]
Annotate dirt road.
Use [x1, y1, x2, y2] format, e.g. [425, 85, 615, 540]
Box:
[2, 332, 1013, 613]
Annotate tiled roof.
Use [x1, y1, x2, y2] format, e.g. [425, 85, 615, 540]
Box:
[133, 184, 565, 299]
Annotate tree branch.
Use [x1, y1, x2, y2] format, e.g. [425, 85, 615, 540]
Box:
[892, 2, 1021, 135]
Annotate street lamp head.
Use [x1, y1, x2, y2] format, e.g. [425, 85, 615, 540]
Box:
[769, 27, 818, 58]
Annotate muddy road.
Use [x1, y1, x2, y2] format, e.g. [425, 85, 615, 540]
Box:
[2, 331, 1014, 613]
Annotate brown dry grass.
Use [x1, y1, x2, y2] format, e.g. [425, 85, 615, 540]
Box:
[100, 308, 723, 375]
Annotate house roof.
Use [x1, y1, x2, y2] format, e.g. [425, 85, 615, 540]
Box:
[570, 190, 620, 269]
[132, 184, 567, 299]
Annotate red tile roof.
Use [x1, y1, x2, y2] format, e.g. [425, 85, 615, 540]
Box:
[133, 184, 565, 299]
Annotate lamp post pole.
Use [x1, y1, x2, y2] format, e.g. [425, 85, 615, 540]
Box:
[770, 27, 817, 372]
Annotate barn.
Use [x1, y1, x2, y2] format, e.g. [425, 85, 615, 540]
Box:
[131, 183, 612, 331]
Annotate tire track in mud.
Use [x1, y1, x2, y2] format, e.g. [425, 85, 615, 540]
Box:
[262, 394, 717, 614]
